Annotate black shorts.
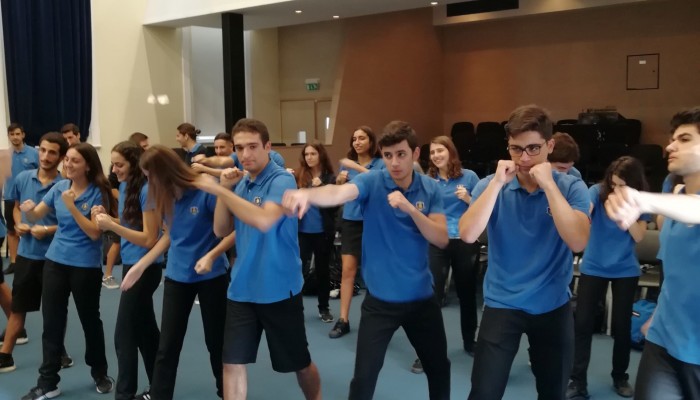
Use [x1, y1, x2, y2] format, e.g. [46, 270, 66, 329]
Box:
[4, 200, 15, 233]
[11, 256, 45, 312]
[340, 219, 363, 258]
[222, 293, 311, 372]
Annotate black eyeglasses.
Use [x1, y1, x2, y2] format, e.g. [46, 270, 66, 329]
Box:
[507, 142, 546, 156]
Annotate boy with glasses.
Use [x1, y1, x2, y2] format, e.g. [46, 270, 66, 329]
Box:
[459, 104, 590, 400]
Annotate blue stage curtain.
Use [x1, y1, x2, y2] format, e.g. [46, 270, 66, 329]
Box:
[1, 0, 92, 145]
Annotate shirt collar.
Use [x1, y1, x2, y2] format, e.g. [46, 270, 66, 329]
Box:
[245, 159, 279, 187]
[382, 169, 419, 193]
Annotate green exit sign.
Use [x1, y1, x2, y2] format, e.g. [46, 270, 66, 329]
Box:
[306, 82, 319, 91]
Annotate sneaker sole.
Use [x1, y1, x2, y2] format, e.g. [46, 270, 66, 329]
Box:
[32, 388, 61, 399]
[16, 337, 29, 345]
[0, 364, 17, 373]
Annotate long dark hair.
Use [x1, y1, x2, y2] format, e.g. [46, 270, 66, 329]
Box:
[296, 142, 334, 188]
[139, 145, 199, 219]
[599, 156, 648, 203]
[427, 135, 463, 180]
[346, 125, 381, 161]
[71, 143, 116, 217]
[112, 141, 146, 228]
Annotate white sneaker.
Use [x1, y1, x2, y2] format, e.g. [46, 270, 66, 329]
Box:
[102, 276, 119, 290]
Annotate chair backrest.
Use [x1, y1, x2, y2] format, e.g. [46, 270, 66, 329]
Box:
[451, 122, 475, 161]
[636, 229, 660, 265]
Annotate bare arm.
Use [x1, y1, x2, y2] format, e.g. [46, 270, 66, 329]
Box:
[69, 204, 102, 241]
[213, 196, 235, 237]
[203, 183, 287, 232]
[103, 210, 162, 248]
[606, 187, 700, 228]
[282, 184, 360, 219]
[21, 201, 51, 223]
[459, 179, 502, 243]
[627, 220, 647, 243]
[413, 211, 448, 249]
[199, 156, 235, 168]
[192, 163, 224, 178]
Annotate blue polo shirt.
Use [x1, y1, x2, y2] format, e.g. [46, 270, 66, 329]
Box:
[341, 157, 384, 221]
[43, 180, 105, 268]
[352, 169, 444, 303]
[229, 161, 302, 303]
[118, 182, 164, 265]
[231, 150, 285, 170]
[568, 166, 582, 179]
[648, 188, 700, 365]
[165, 188, 228, 283]
[434, 169, 479, 238]
[471, 171, 589, 314]
[299, 206, 323, 234]
[661, 174, 675, 193]
[580, 184, 650, 278]
[5, 145, 39, 196]
[8, 170, 63, 260]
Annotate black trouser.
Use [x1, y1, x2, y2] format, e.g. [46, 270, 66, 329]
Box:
[299, 232, 333, 311]
[149, 275, 227, 400]
[636, 341, 700, 400]
[469, 303, 573, 400]
[429, 240, 480, 344]
[38, 261, 108, 390]
[348, 293, 450, 400]
[571, 273, 638, 386]
[115, 263, 163, 400]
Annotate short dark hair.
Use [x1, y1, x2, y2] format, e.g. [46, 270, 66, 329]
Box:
[505, 105, 553, 140]
[39, 132, 69, 156]
[128, 132, 148, 144]
[61, 123, 79, 135]
[549, 132, 580, 163]
[177, 123, 199, 141]
[7, 123, 23, 133]
[378, 121, 418, 151]
[214, 132, 232, 142]
[670, 107, 700, 135]
[231, 118, 270, 145]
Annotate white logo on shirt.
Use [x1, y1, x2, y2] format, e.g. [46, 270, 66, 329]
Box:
[416, 201, 425, 211]
[190, 206, 199, 215]
[254, 197, 262, 206]
[81, 203, 88, 211]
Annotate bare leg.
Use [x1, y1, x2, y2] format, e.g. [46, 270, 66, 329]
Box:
[296, 362, 321, 400]
[0, 283, 11, 318]
[1, 311, 26, 354]
[7, 233, 18, 264]
[338, 255, 358, 322]
[223, 363, 247, 400]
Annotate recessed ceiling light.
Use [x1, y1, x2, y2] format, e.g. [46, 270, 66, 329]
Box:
[295, 10, 302, 14]
[333, 15, 340, 19]
[430, 1, 438, 5]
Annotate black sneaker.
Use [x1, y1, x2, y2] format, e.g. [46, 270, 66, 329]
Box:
[133, 387, 151, 400]
[94, 375, 115, 394]
[411, 358, 424, 374]
[21, 386, 61, 400]
[319, 309, 334, 323]
[613, 379, 634, 398]
[0, 328, 28, 345]
[566, 380, 590, 399]
[60, 351, 73, 369]
[328, 319, 350, 339]
[0, 351, 16, 373]
[3, 263, 16, 275]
